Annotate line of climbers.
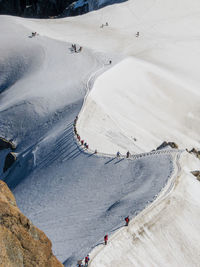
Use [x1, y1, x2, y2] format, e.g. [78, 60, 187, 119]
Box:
[117, 151, 131, 158]
[104, 217, 130, 245]
[73, 116, 131, 158]
[77, 255, 90, 267]
[77, 216, 130, 266]
[77, 216, 130, 267]
[73, 116, 92, 151]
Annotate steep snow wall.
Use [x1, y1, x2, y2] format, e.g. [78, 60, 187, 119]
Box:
[88, 152, 200, 267]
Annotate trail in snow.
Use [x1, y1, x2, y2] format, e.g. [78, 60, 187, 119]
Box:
[0, 20, 175, 266]
[88, 152, 200, 267]
[1, 0, 200, 266]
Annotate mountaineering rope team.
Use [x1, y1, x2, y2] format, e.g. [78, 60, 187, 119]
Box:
[73, 115, 131, 266]
[77, 217, 130, 266]
[29, 26, 140, 267]
[73, 116, 132, 158]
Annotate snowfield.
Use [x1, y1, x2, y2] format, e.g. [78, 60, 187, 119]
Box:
[1, 0, 200, 266]
[88, 152, 200, 267]
[77, 56, 200, 154]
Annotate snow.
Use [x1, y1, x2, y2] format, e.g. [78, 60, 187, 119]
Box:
[11, 0, 200, 153]
[77, 56, 200, 154]
[0, 0, 200, 266]
[88, 152, 200, 267]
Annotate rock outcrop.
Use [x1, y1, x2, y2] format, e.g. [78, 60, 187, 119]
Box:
[0, 180, 64, 267]
[0, 0, 124, 18]
[3, 152, 17, 173]
[0, 138, 15, 151]
[0, 0, 74, 18]
[191, 170, 200, 181]
[156, 141, 178, 150]
[189, 148, 200, 160]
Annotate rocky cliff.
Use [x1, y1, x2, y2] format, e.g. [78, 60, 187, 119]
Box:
[0, 0, 74, 18]
[0, 0, 125, 18]
[0, 180, 64, 267]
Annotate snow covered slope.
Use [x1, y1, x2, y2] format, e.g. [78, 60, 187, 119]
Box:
[12, 0, 200, 153]
[88, 152, 200, 267]
[0, 14, 174, 267]
[1, 0, 200, 266]
[77, 57, 200, 154]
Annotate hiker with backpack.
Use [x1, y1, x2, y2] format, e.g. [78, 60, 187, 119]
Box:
[84, 255, 90, 267]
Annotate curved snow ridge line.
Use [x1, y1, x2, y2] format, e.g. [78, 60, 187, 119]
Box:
[73, 132, 184, 160]
[87, 150, 183, 266]
[78, 60, 107, 123]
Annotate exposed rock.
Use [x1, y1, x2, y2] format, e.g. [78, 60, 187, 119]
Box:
[0, 180, 64, 267]
[62, 1, 89, 17]
[0, 0, 74, 18]
[3, 152, 17, 173]
[189, 148, 200, 160]
[0, 138, 16, 151]
[191, 170, 200, 181]
[156, 141, 178, 150]
[0, 0, 125, 18]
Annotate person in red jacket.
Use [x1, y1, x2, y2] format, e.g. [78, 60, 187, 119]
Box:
[125, 216, 130, 226]
[85, 255, 90, 267]
[104, 234, 108, 245]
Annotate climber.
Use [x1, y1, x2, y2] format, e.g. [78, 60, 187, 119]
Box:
[109, 60, 112, 64]
[78, 46, 82, 52]
[31, 32, 37, 37]
[117, 151, 120, 157]
[104, 234, 108, 245]
[136, 31, 139, 37]
[125, 216, 130, 226]
[126, 151, 130, 158]
[77, 135, 80, 141]
[86, 144, 89, 149]
[77, 259, 83, 267]
[85, 255, 90, 267]
[81, 140, 84, 145]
